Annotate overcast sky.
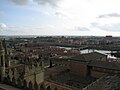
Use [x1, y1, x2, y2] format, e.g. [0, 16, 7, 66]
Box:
[0, 0, 120, 36]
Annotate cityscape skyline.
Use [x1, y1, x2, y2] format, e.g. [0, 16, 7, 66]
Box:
[0, 0, 120, 36]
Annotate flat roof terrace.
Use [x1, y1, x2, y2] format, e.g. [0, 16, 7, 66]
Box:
[49, 72, 96, 89]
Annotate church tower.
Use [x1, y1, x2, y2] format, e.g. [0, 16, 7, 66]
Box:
[0, 41, 5, 81]
[2, 39, 10, 67]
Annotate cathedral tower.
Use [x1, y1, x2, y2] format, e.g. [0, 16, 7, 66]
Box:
[0, 41, 5, 81]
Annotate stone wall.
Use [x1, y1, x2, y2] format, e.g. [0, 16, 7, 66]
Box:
[69, 61, 87, 76]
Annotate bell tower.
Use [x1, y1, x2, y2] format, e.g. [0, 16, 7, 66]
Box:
[0, 41, 5, 81]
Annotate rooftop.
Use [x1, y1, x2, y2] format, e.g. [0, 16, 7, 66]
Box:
[49, 72, 96, 89]
[70, 52, 106, 62]
[101, 74, 120, 90]
[0, 84, 21, 90]
[88, 60, 120, 70]
[83, 74, 120, 90]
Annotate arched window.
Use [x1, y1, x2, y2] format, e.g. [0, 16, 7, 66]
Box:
[28, 81, 33, 90]
[40, 84, 45, 90]
[17, 78, 22, 88]
[12, 77, 16, 86]
[54, 87, 58, 90]
[1, 56, 3, 66]
[23, 80, 27, 89]
[34, 81, 38, 90]
[7, 75, 11, 85]
[46, 86, 51, 90]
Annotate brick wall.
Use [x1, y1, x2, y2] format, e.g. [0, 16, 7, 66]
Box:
[91, 70, 106, 78]
[69, 60, 87, 76]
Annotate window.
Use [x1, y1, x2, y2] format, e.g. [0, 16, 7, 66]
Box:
[1, 56, 3, 66]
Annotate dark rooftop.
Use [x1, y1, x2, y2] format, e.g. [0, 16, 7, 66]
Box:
[50, 72, 96, 89]
[88, 60, 120, 71]
[70, 52, 106, 62]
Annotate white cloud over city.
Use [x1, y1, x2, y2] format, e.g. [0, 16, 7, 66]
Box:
[0, 0, 120, 36]
[98, 13, 120, 19]
[0, 23, 6, 29]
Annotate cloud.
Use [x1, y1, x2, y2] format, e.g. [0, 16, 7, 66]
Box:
[74, 26, 89, 31]
[98, 13, 120, 18]
[0, 25, 30, 35]
[6, 0, 62, 7]
[0, 24, 23, 35]
[33, 0, 61, 7]
[91, 22, 120, 32]
[0, 23, 7, 29]
[91, 13, 120, 32]
[55, 12, 65, 16]
[7, 0, 29, 5]
[54, 11, 68, 18]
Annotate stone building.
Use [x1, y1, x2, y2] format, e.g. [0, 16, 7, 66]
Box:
[44, 52, 120, 90]
[70, 52, 120, 78]
[0, 40, 44, 90]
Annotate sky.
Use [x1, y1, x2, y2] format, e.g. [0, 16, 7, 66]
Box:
[0, 0, 120, 36]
